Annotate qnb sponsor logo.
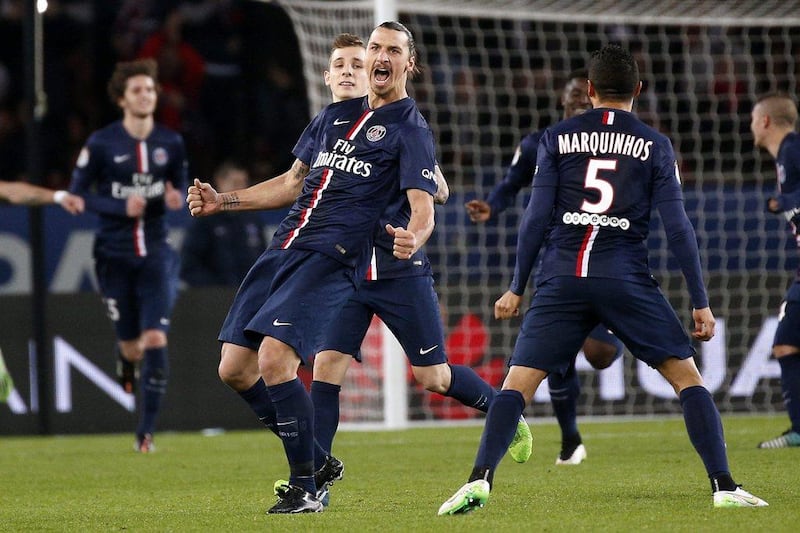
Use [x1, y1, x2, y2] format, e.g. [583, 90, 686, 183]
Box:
[421, 168, 435, 180]
[562, 211, 630, 230]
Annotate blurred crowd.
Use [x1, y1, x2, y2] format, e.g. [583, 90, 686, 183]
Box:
[0, 0, 309, 190]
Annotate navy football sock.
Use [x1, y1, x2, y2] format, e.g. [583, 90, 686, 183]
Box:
[446, 364, 497, 412]
[136, 347, 168, 438]
[474, 389, 525, 474]
[311, 380, 341, 470]
[679, 385, 730, 482]
[548, 363, 580, 440]
[267, 378, 316, 494]
[238, 378, 279, 435]
[778, 353, 800, 432]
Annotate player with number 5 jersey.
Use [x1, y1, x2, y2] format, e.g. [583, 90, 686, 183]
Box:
[439, 44, 767, 516]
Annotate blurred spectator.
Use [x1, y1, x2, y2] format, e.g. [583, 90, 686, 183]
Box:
[180, 162, 266, 287]
[137, 7, 210, 176]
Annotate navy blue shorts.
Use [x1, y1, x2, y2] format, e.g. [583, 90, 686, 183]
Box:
[511, 276, 695, 376]
[94, 246, 179, 341]
[774, 281, 800, 348]
[320, 276, 446, 366]
[218, 248, 359, 364]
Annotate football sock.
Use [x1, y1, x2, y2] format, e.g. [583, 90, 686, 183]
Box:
[474, 389, 525, 472]
[468, 465, 494, 488]
[446, 364, 497, 412]
[238, 378, 279, 435]
[679, 385, 730, 481]
[710, 473, 737, 492]
[778, 353, 800, 432]
[136, 347, 168, 437]
[267, 378, 316, 494]
[311, 380, 341, 470]
[548, 362, 580, 439]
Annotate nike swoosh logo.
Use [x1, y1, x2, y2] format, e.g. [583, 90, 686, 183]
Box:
[419, 345, 439, 355]
[272, 319, 292, 327]
[113, 154, 130, 163]
[333, 118, 350, 126]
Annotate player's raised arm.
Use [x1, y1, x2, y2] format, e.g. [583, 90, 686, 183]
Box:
[187, 158, 308, 217]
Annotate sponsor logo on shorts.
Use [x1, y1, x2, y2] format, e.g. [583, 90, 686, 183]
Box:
[272, 319, 292, 327]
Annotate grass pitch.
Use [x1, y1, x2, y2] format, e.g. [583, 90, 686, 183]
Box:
[1, 415, 797, 532]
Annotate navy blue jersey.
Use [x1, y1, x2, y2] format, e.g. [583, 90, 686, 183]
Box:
[486, 130, 543, 217]
[274, 96, 438, 268]
[773, 131, 800, 280]
[70, 121, 188, 257]
[364, 193, 432, 280]
[512, 107, 707, 308]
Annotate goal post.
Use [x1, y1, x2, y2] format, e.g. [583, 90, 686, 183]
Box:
[276, 0, 800, 426]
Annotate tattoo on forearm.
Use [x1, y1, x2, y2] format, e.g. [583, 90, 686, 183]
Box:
[220, 192, 240, 210]
[293, 163, 310, 183]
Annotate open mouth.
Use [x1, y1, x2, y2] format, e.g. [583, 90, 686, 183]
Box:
[374, 67, 390, 83]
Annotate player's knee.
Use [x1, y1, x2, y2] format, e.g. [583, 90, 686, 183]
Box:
[258, 337, 300, 384]
[773, 345, 800, 357]
[118, 340, 144, 362]
[313, 350, 351, 384]
[140, 329, 167, 349]
[412, 364, 450, 394]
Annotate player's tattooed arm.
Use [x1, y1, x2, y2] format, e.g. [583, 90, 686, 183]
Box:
[219, 192, 240, 210]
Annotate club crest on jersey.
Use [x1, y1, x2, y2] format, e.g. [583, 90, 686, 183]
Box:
[153, 147, 169, 166]
[366, 125, 386, 142]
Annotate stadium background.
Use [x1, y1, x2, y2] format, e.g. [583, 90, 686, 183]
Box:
[1, 0, 798, 435]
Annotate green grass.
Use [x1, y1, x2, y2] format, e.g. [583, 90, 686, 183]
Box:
[1, 415, 797, 532]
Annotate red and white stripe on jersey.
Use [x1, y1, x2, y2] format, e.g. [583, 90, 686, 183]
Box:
[602, 111, 615, 125]
[282, 110, 375, 250]
[365, 246, 378, 280]
[282, 167, 333, 249]
[133, 141, 148, 257]
[575, 225, 599, 277]
[346, 110, 374, 140]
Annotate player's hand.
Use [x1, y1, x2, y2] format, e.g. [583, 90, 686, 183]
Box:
[494, 290, 521, 320]
[465, 199, 491, 223]
[187, 178, 219, 217]
[164, 181, 183, 210]
[58, 193, 84, 215]
[126, 195, 147, 217]
[386, 224, 417, 259]
[691, 307, 715, 341]
[767, 197, 781, 213]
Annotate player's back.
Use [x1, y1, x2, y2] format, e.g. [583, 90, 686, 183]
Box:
[535, 107, 683, 283]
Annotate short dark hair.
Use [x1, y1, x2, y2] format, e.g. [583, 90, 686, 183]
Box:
[377, 21, 421, 78]
[588, 45, 639, 101]
[331, 33, 365, 55]
[107, 58, 159, 106]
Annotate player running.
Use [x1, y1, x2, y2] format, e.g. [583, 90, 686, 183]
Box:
[69, 59, 187, 453]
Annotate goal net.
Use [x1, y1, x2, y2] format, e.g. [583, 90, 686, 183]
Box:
[278, 0, 800, 425]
